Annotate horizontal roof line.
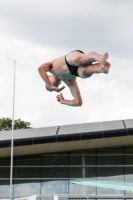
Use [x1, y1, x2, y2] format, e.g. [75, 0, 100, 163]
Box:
[0, 119, 132, 148]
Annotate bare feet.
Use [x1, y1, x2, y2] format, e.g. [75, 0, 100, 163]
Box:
[97, 53, 109, 64]
[100, 62, 111, 74]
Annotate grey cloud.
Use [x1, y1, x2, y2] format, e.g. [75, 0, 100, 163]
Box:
[0, 0, 133, 57]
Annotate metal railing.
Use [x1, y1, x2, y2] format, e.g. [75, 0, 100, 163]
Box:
[0, 194, 132, 200]
[50, 194, 88, 200]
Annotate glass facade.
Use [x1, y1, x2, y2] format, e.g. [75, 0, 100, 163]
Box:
[0, 145, 133, 196]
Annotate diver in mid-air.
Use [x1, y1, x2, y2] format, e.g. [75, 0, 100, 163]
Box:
[38, 50, 111, 107]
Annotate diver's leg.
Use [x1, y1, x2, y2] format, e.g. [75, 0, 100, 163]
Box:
[66, 51, 109, 66]
[78, 62, 111, 78]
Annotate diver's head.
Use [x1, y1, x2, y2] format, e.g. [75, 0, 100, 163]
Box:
[48, 75, 61, 87]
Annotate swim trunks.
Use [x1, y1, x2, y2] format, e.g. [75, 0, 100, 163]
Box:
[65, 50, 85, 77]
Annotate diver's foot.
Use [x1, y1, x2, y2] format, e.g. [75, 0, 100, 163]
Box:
[100, 62, 111, 74]
[97, 52, 109, 64]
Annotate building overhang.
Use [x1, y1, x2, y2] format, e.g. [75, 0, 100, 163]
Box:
[0, 119, 133, 157]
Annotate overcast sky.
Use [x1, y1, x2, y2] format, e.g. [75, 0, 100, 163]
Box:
[0, 0, 133, 128]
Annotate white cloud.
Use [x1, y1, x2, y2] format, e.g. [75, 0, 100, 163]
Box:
[0, 0, 133, 128]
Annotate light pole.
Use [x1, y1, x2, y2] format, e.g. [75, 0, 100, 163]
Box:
[7, 46, 23, 200]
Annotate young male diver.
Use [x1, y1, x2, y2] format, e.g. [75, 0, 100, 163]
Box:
[38, 50, 111, 107]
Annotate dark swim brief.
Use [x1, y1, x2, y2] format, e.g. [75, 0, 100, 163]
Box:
[65, 50, 85, 77]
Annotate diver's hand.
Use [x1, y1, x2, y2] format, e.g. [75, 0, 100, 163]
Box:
[46, 84, 65, 92]
[56, 93, 64, 103]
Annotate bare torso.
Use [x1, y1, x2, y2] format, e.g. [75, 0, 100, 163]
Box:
[49, 55, 76, 85]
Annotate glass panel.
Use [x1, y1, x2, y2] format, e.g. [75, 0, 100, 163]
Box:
[0, 167, 10, 178]
[2, 146, 133, 196]
[97, 187, 124, 196]
[43, 154, 69, 165]
[0, 181, 10, 195]
[14, 181, 40, 195]
[69, 150, 97, 195]
[14, 154, 42, 180]
[69, 155, 82, 165]
[69, 154, 82, 178]
[41, 180, 68, 195]
[0, 157, 10, 166]
[15, 154, 42, 166]
[97, 147, 124, 195]
[14, 154, 42, 195]
[97, 166, 124, 179]
[42, 167, 68, 178]
[42, 153, 69, 179]
[124, 145, 133, 195]
[125, 145, 133, 179]
[85, 185, 96, 195]
[15, 167, 41, 179]
[97, 147, 124, 179]
[85, 154, 96, 178]
[70, 180, 96, 195]
[125, 166, 133, 179]
[69, 167, 82, 178]
[69, 180, 84, 194]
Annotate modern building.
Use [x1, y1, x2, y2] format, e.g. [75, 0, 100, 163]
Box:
[0, 119, 133, 199]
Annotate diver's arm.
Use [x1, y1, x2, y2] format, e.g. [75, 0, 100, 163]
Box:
[56, 81, 82, 106]
[38, 62, 65, 92]
[38, 62, 52, 87]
